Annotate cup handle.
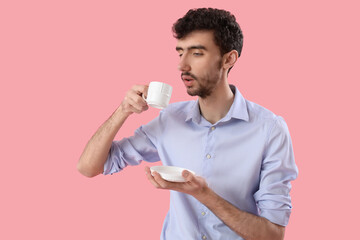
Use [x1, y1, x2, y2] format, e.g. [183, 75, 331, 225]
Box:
[142, 93, 147, 101]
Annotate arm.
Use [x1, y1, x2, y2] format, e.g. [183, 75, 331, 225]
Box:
[145, 167, 285, 240]
[198, 185, 285, 240]
[77, 85, 148, 177]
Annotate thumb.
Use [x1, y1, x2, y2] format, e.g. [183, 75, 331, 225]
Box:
[182, 170, 194, 182]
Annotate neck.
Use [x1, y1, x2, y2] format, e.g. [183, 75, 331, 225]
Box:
[198, 80, 234, 124]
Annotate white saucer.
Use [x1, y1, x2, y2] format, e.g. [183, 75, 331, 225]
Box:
[150, 166, 195, 182]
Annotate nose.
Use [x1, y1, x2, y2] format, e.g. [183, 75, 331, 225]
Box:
[178, 55, 191, 72]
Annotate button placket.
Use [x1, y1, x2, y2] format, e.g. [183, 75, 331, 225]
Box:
[196, 201, 209, 240]
[199, 126, 216, 239]
[205, 125, 216, 160]
[202, 125, 216, 180]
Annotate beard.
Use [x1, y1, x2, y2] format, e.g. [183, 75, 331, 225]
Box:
[183, 61, 222, 98]
[186, 78, 215, 98]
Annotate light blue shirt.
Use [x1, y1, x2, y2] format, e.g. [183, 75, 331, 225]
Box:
[104, 85, 298, 240]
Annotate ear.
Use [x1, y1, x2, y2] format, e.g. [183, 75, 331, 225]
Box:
[222, 50, 238, 70]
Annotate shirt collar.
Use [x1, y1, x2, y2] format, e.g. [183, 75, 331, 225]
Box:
[185, 85, 249, 124]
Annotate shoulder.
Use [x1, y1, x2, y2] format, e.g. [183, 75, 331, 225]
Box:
[245, 100, 289, 133]
[246, 100, 277, 122]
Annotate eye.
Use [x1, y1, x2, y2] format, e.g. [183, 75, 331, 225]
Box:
[193, 52, 203, 56]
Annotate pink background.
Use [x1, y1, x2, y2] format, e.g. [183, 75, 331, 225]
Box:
[1, 0, 359, 239]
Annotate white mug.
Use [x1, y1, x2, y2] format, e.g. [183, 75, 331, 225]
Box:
[143, 82, 172, 109]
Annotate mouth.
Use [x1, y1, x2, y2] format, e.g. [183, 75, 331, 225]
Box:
[181, 73, 196, 86]
[183, 79, 194, 87]
[181, 73, 195, 87]
[182, 77, 194, 81]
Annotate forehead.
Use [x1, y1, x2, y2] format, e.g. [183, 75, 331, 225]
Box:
[176, 30, 219, 52]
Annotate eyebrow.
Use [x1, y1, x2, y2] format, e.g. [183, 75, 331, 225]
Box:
[176, 45, 207, 51]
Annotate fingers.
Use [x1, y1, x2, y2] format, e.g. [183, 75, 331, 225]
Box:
[124, 94, 147, 112]
[152, 171, 173, 189]
[144, 166, 177, 189]
[122, 85, 149, 114]
[132, 84, 148, 96]
[144, 166, 161, 188]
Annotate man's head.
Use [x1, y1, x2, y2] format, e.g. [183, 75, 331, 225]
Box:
[173, 8, 243, 98]
[172, 8, 243, 59]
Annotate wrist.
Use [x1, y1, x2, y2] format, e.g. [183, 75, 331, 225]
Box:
[107, 105, 132, 130]
[195, 185, 215, 204]
[116, 104, 133, 118]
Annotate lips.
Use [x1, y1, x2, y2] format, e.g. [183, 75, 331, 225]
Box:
[181, 74, 194, 81]
[181, 73, 196, 87]
[181, 74, 194, 87]
[183, 78, 194, 87]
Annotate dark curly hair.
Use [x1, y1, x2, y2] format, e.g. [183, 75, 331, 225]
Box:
[172, 8, 244, 57]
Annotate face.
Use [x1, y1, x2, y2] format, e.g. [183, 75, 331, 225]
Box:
[176, 30, 225, 98]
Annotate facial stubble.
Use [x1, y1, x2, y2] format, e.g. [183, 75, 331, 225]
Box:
[185, 59, 223, 99]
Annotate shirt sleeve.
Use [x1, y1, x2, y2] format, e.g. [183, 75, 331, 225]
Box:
[103, 116, 163, 175]
[253, 116, 298, 226]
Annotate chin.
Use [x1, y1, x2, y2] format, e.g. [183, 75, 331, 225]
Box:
[186, 88, 198, 97]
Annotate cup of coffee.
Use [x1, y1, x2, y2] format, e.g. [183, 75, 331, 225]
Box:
[143, 81, 172, 109]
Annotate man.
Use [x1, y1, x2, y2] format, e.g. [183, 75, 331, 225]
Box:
[78, 8, 298, 240]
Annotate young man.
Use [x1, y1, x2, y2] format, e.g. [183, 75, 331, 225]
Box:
[78, 8, 298, 240]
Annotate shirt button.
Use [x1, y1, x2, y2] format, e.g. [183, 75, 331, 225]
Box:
[206, 154, 211, 159]
[202, 236, 207, 240]
[211, 126, 216, 131]
[201, 211, 206, 216]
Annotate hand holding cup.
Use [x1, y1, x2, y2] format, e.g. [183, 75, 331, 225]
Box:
[142, 82, 172, 109]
